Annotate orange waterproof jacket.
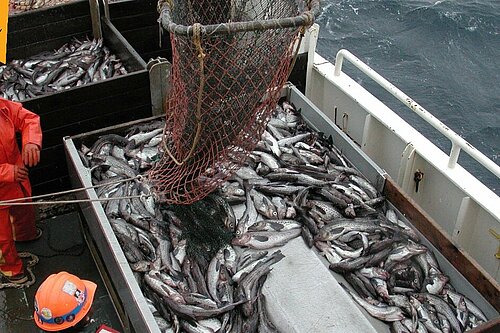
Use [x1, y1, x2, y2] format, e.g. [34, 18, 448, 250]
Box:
[0, 98, 42, 208]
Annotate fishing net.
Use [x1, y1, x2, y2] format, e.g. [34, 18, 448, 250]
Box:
[151, 0, 319, 204]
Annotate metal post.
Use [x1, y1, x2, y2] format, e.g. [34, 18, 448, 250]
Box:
[89, 0, 102, 39]
[148, 58, 172, 116]
[102, 0, 110, 20]
[333, 49, 500, 178]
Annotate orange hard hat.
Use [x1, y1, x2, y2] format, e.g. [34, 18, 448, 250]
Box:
[33, 271, 97, 332]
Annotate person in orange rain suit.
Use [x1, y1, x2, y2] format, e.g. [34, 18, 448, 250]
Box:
[0, 97, 42, 284]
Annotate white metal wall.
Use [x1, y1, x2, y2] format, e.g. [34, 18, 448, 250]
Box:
[306, 53, 500, 281]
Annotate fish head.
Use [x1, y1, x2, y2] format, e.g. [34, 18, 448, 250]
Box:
[224, 216, 235, 229]
[231, 233, 251, 246]
[408, 295, 421, 308]
[408, 241, 428, 254]
[314, 240, 329, 252]
[411, 277, 421, 290]
[457, 296, 468, 312]
[235, 227, 244, 238]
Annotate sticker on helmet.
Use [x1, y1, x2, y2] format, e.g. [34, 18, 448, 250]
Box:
[62, 280, 77, 296]
[40, 307, 52, 320]
[75, 289, 86, 305]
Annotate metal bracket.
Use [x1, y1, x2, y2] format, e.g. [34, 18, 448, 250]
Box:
[148, 58, 171, 116]
[89, 0, 102, 39]
[101, 0, 110, 20]
[489, 229, 500, 259]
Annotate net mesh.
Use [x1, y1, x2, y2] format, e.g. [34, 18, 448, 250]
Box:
[150, 0, 316, 204]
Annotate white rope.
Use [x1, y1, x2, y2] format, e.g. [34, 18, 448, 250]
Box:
[0, 175, 145, 206]
[0, 194, 154, 206]
[0, 252, 39, 289]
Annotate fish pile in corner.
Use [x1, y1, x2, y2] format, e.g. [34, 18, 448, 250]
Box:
[0, 37, 127, 101]
[9, 0, 122, 13]
[80, 101, 488, 333]
[9, 0, 75, 13]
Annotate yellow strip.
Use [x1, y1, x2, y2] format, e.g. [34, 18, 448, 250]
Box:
[0, 0, 8, 64]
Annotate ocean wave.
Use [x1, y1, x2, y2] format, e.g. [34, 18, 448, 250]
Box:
[315, 0, 499, 191]
[405, 0, 499, 36]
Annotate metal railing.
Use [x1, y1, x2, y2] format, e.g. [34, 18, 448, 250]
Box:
[333, 49, 500, 178]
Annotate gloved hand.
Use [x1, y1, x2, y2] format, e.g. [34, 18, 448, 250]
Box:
[14, 165, 29, 182]
[22, 143, 40, 167]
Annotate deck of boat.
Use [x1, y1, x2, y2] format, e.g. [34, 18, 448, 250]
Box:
[0, 211, 123, 333]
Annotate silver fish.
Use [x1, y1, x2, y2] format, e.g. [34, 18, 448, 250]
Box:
[232, 229, 301, 249]
[341, 283, 405, 321]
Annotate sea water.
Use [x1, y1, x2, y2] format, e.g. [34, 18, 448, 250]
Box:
[316, 0, 499, 194]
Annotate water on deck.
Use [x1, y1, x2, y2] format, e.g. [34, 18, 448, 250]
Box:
[0, 211, 123, 333]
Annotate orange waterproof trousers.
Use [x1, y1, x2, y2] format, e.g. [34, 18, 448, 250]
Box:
[0, 209, 23, 277]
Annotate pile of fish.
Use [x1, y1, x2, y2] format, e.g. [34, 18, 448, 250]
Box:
[80, 120, 283, 333]
[9, 0, 75, 13]
[221, 102, 488, 332]
[80, 100, 489, 333]
[0, 37, 128, 101]
[9, 0, 123, 14]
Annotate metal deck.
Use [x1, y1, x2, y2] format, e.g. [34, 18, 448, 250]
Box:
[0, 211, 123, 333]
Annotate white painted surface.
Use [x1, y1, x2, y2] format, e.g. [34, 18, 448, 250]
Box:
[263, 238, 388, 333]
[305, 51, 500, 281]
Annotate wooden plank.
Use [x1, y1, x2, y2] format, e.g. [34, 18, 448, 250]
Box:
[119, 28, 170, 54]
[30, 104, 153, 193]
[467, 317, 500, 333]
[40, 89, 150, 129]
[7, 32, 93, 61]
[31, 160, 66, 185]
[32, 176, 70, 196]
[42, 105, 151, 147]
[8, 16, 92, 49]
[102, 18, 147, 70]
[22, 72, 149, 114]
[38, 144, 66, 162]
[384, 177, 500, 311]
[71, 114, 164, 143]
[8, 0, 89, 29]
[111, 13, 159, 31]
[108, 0, 157, 18]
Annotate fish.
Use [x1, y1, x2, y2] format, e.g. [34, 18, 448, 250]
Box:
[1, 37, 127, 101]
[409, 296, 443, 333]
[235, 187, 259, 237]
[247, 219, 302, 232]
[231, 229, 301, 249]
[85, 99, 489, 333]
[412, 293, 462, 333]
[340, 283, 405, 322]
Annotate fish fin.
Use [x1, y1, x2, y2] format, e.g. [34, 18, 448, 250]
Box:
[253, 235, 269, 241]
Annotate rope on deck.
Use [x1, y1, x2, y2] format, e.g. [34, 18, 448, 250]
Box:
[0, 252, 39, 289]
[0, 175, 156, 206]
